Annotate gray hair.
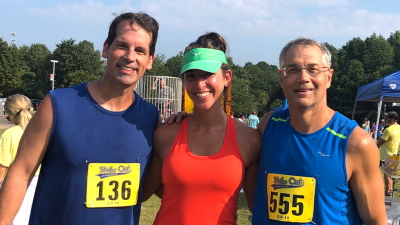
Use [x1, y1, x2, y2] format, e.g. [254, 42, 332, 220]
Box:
[279, 37, 332, 69]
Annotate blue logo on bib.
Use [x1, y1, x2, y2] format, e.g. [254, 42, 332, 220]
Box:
[271, 176, 304, 190]
[96, 165, 132, 179]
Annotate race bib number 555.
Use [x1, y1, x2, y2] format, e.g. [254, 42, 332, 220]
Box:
[267, 173, 315, 223]
[86, 163, 140, 208]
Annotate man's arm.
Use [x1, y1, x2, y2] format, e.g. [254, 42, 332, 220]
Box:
[347, 127, 387, 224]
[142, 148, 163, 202]
[151, 77, 160, 90]
[377, 129, 389, 147]
[377, 138, 386, 147]
[0, 94, 53, 225]
[238, 122, 262, 213]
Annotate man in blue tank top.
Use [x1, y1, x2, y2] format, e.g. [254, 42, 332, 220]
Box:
[253, 38, 387, 224]
[0, 13, 160, 225]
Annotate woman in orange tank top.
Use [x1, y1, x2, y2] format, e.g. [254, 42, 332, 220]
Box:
[143, 32, 261, 225]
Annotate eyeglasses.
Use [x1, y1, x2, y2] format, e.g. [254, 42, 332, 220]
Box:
[279, 66, 330, 77]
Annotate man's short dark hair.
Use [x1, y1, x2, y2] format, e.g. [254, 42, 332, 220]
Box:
[106, 12, 159, 55]
[387, 111, 399, 121]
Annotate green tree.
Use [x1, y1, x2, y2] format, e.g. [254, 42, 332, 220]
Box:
[52, 39, 103, 88]
[65, 70, 101, 87]
[0, 39, 27, 97]
[324, 43, 339, 71]
[388, 31, 400, 70]
[145, 53, 171, 76]
[338, 37, 365, 69]
[165, 51, 184, 77]
[20, 43, 52, 98]
[231, 77, 256, 114]
[362, 33, 394, 74]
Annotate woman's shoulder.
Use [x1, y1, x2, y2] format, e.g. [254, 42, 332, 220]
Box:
[234, 119, 262, 166]
[235, 120, 261, 142]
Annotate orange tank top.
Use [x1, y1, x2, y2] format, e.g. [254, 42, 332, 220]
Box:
[153, 116, 245, 225]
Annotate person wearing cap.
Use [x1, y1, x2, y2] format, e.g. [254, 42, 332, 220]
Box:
[362, 118, 370, 133]
[143, 32, 261, 224]
[378, 119, 385, 138]
[151, 77, 174, 119]
[378, 111, 400, 196]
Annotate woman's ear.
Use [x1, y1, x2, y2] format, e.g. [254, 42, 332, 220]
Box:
[224, 69, 232, 87]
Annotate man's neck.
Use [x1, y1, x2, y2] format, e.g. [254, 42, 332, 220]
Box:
[87, 78, 136, 112]
[288, 104, 335, 134]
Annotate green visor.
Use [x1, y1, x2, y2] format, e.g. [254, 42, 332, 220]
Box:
[180, 48, 227, 75]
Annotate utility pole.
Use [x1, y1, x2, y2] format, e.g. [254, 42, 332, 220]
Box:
[50, 60, 58, 90]
[11, 32, 16, 46]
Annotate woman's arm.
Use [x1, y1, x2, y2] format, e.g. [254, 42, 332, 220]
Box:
[236, 121, 262, 213]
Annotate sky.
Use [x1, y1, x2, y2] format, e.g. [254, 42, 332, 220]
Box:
[1, 0, 400, 67]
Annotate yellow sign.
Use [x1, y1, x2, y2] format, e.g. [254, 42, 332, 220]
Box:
[267, 173, 315, 223]
[86, 163, 140, 208]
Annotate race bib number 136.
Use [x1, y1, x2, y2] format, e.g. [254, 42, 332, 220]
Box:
[86, 163, 140, 208]
[267, 173, 315, 223]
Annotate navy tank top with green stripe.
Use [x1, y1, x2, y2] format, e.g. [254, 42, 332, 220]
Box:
[253, 108, 362, 224]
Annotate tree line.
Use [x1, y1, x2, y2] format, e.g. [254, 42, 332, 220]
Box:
[1, 31, 400, 124]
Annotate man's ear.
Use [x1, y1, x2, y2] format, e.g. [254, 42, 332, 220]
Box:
[102, 40, 109, 59]
[326, 68, 334, 88]
[146, 53, 155, 70]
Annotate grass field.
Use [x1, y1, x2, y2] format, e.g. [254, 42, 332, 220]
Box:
[139, 193, 252, 225]
[0, 129, 5, 136]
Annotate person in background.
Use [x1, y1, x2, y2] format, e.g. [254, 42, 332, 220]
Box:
[371, 122, 376, 137]
[0, 94, 39, 225]
[151, 77, 174, 119]
[239, 114, 246, 123]
[230, 111, 235, 118]
[248, 111, 259, 128]
[378, 119, 385, 139]
[143, 32, 261, 225]
[362, 118, 370, 133]
[378, 111, 400, 196]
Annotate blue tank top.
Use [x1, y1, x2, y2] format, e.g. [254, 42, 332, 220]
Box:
[252, 109, 363, 225]
[29, 83, 159, 225]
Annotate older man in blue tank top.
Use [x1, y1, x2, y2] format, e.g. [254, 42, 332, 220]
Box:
[253, 38, 386, 224]
[0, 13, 161, 225]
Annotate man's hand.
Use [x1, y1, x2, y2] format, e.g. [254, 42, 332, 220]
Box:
[164, 111, 191, 124]
[151, 77, 160, 90]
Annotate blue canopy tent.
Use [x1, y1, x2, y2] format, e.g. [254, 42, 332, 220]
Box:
[352, 70, 400, 140]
